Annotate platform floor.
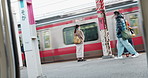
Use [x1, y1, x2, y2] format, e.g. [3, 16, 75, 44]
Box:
[21, 53, 148, 78]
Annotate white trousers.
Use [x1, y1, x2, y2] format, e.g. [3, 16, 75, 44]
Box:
[76, 43, 84, 58]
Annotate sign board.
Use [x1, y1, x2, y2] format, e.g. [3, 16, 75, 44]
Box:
[19, 0, 32, 51]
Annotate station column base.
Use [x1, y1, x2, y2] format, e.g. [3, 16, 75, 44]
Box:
[102, 55, 114, 59]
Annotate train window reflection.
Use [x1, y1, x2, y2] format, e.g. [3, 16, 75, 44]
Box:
[43, 31, 51, 49]
[81, 22, 98, 42]
[63, 26, 75, 45]
[63, 22, 98, 45]
[129, 14, 139, 35]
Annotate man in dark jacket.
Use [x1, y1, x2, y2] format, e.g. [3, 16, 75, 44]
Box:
[114, 11, 139, 59]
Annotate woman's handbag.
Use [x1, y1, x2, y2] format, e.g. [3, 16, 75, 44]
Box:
[121, 29, 132, 40]
[74, 36, 82, 44]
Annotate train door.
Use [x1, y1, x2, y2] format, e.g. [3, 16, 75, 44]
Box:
[40, 29, 54, 63]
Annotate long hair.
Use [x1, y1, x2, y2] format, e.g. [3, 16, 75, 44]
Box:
[74, 25, 80, 33]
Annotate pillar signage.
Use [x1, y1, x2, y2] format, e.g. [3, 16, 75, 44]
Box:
[19, 0, 32, 51]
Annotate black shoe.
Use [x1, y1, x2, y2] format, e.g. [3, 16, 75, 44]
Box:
[81, 59, 86, 61]
[77, 60, 81, 62]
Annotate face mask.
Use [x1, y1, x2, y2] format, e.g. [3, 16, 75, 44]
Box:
[78, 27, 80, 30]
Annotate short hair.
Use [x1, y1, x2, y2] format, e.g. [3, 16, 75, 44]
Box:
[114, 11, 120, 15]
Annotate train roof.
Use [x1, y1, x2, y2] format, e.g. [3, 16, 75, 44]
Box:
[35, 0, 138, 26]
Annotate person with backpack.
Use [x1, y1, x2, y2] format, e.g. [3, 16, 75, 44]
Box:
[114, 11, 140, 59]
[123, 20, 136, 57]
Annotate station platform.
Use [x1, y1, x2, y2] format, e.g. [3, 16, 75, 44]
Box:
[21, 53, 148, 78]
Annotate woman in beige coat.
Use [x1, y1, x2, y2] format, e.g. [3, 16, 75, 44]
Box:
[74, 25, 86, 62]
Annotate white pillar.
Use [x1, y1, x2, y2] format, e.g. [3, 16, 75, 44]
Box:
[18, 0, 46, 78]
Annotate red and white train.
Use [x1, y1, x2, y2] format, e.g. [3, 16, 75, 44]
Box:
[20, 1, 144, 63]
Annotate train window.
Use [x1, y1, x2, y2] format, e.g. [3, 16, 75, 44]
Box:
[63, 26, 75, 45]
[63, 22, 98, 45]
[42, 30, 51, 49]
[81, 22, 98, 42]
[129, 14, 139, 35]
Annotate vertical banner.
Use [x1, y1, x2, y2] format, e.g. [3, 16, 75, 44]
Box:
[98, 17, 105, 30]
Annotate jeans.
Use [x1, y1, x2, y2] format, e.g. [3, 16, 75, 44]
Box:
[117, 38, 137, 57]
[124, 38, 133, 53]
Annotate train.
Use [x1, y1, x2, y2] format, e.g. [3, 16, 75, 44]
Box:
[20, 1, 144, 63]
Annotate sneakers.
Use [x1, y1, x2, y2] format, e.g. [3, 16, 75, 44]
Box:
[131, 53, 140, 58]
[114, 56, 123, 59]
[114, 53, 140, 59]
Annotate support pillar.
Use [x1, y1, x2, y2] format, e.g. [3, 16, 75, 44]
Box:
[19, 0, 46, 78]
[139, 0, 148, 67]
[95, 0, 114, 58]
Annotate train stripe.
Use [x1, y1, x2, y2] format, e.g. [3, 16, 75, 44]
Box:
[106, 6, 139, 16]
[22, 53, 25, 60]
[84, 43, 102, 52]
[22, 36, 144, 60]
[83, 15, 98, 20]
[132, 36, 144, 45]
[38, 36, 143, 58]
[39, 43, 102, 58]
[110, 36, 144, 48]
[36, 20, 73, 30]
[19, 31, 22, 34]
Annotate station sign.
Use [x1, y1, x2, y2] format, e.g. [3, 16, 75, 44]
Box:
[19, 0, 32, 52]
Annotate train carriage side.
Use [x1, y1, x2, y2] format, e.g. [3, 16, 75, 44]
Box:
[37, 13, 103, 63]
[20, 1, 145, 63]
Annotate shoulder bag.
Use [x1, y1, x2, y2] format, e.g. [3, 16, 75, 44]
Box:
[74, 35, 82, 44]
[121, 29, 132, 40]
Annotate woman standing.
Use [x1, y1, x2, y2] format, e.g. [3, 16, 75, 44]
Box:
[74, 25, 86, 62]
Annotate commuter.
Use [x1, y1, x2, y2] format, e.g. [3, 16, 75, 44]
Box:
[74, 25, 86, 62]
[21, 44, 27, 67]
[114, 11, 140, 59]
[21, 45, 24, 53]
[123, 20, 136, 57]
